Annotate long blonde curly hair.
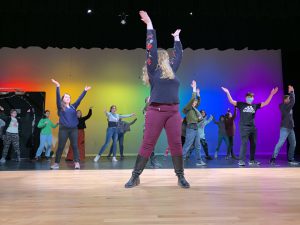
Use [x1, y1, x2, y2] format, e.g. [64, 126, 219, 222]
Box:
[142, 49, 175, 85]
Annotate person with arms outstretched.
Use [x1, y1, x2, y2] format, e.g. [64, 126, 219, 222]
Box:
[270, 85, 298, 165]
[222, 86, 278, 166]
[125, 11, 190, 188]
[50, 79, 91, 169]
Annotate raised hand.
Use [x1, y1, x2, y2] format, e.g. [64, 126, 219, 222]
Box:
[221, 87, 229, 94]
[271, 87, 279, 95]
[171, 29, 181, 37]
[139, 11, 151, 25]
[191, 80, 197, 89]
[288, 85, 294, 93]
[85, 86, 91, 91]
[196, 88, 200, 95]
[51, 79, 60, 87]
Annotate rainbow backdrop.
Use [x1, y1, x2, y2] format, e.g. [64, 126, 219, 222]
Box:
[0, 47, 284, 156]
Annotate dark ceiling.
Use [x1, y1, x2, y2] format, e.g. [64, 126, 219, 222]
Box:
[0, 0, 300, 50]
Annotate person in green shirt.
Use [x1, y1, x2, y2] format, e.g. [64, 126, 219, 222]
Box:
[35, 110, 58, 160]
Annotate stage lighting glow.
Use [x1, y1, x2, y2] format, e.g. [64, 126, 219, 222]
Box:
[87, 9, 92, 14]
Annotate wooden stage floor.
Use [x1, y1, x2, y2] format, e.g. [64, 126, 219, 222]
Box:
[1, 168, 300, 225]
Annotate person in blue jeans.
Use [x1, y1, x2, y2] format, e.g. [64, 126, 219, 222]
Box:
[270, 85, 298, 165]
[213, 115, 229, 159]
[94, 105, 135, 162]
[182, 80, 206, 166]
[107, 118, 137, 160]
[35, 110, 58, 161]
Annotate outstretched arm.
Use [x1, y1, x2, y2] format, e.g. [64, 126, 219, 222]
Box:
[170, 29, 183, 73]
[196, 88, 201, 108]
[286, 85, 295, 111]
[182, 80, 198, 114]
[82, 108, 93, 121]
[261, 87, 278, 108]
[73, 86, 91, 109]
[119, 113, 136, 119]
[140, 10, 158, 76]
[221, 87, 237, 106]
[51, 79, 62, 110]
[128, 118, 138, 126]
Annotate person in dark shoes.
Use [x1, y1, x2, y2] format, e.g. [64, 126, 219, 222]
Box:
[224, 107, 238, 160]
[125, 11, 190, 189]
[222, 86, 278, 166]
[213, 115, 229, 159]
[0, 109, 21, 163]
[198, 110, 213, 160]
[270, 85, 298, 166]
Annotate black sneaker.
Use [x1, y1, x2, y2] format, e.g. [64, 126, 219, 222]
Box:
[269, 158, 276, 165]
[205, 156, 213, 160]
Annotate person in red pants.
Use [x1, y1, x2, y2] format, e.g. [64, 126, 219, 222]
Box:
[65, 107, 92, 161]
[125, 11, 190, 188]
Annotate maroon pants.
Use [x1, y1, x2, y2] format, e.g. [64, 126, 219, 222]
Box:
[139, 104, 182, 158]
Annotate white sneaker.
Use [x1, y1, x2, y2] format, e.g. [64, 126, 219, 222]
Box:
[112, 157, 118, 162]
[50, 163, 59, 170]
[214, 152, 218, 159]
[0, 158, 6, 163]
[94, 155, 100, 162]
[74, 162, 80, 169]
[196, 160, 207, 166]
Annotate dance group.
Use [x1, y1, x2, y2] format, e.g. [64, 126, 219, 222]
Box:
[0, 11, 298, 188]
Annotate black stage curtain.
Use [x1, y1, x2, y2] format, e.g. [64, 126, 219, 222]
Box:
[0, 0, 300, 50]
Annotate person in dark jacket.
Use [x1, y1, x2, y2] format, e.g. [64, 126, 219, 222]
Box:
[270, 85, 298, 165]
[125, 11, 190, 189]
[50, 79, 91, 170]
[213, 115, 229, 159]
[66, 107, 92, 161]
[224, 107, 238, 160]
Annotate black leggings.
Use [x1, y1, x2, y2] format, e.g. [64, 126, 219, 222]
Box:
[55, 126, 79, 163]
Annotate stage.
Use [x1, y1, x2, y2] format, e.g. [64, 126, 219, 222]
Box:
[0, 168, 299, 225]
[0, 155, 299, 171]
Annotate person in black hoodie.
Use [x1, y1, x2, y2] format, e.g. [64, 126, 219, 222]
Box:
[0, 109, 22, 163]
[65, 107, 93, 161]
[270, 85, 298, 165]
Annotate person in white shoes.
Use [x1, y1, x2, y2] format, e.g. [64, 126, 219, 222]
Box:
[94, 105, 135, 162]
[50, 79, 91, 170]
[222, 86, 278, 166]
